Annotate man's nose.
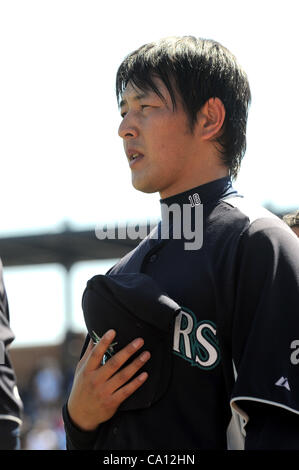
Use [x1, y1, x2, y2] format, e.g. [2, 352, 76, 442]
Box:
[118, 114, 138, 140]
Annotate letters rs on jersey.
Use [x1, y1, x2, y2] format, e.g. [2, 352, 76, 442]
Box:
[173, 308, 220, 370]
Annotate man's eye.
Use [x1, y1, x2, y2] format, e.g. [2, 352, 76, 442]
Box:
[120, 105, 150, 118]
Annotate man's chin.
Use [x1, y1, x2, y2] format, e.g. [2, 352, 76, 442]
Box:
[131, 178, 158, 195]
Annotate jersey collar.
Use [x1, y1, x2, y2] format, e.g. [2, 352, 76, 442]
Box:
[159, 176, 237, 211]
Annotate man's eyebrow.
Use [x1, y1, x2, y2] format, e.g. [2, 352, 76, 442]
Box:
[119, 92, 149, 109]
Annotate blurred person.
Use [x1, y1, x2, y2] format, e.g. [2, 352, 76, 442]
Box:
[63, 36, 299, 450]
[0, 259, 23, 449]
[283, 210, 299, 237]
[33, 357, 63, 407]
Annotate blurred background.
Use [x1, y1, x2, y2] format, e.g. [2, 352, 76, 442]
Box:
[0, 0, 298, 449]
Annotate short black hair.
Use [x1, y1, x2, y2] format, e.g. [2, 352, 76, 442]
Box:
[116, 36, 251, 179]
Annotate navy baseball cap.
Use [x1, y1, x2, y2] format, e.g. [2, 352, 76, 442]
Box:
[82, 272, 181, 411]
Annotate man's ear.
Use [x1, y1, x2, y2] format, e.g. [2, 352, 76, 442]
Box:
[197, 98, 226, 141]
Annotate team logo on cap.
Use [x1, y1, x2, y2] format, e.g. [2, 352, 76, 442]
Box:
[92, 330, 118, 365]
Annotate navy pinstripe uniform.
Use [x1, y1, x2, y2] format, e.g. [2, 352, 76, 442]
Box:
[0, 259, 23, 449]
[63, 177, 299, 449]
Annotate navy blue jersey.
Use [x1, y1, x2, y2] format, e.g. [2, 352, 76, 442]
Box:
[63, 177, 299, 450]
[0, 259, 23, 449]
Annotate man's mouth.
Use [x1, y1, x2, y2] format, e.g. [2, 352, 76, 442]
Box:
[128, 152, 144, 166]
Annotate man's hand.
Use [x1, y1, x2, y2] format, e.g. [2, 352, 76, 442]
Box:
[67, 329, 150, 431]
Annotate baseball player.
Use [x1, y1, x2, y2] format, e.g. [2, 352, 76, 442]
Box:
[63, 36, 299, 450]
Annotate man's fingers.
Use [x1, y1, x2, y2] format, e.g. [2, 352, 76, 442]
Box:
[107, 350, 151, 392]
[85, 329, 116, 371]
[100, 337, 145, 381]
[85, 330, 146, 378]
[113, 371, 149, 404]
[76, 337, 94, 371]
[81, 337, 94, 360]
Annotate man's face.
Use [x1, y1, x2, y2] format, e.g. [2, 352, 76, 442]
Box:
[118, 78, 200, 199]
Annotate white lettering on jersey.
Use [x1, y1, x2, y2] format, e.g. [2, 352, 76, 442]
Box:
[275, 376, 291, 391]
[290, 340, 299, 365]
[195, 323, 218, 368]
[173, 308, 220, 370]
[173, 310, 193, 359]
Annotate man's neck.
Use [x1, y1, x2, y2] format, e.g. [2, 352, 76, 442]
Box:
[159, 167, 229, 200]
